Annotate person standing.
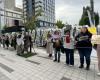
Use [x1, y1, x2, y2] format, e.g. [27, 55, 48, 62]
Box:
[97, 44, 100, 76]
[63, 30, 74, 66]
[24, 32, 30, 53]
[75, 26, 92, 70]
[17, 34, 24, 55]
[46, 31, 53, 57]
[13, 34, 17, 50]
[53, 31, 62, 63]
[2, 35, 5, 48]
[29, 34, 33, 53]
[5, 35, 9, 49]
[0, 36, 1, 47]
[97, 26, 100, 76]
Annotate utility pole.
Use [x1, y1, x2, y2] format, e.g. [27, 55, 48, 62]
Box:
[90, 0, 95, 25]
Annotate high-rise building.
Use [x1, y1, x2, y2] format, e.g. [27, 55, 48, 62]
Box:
[23, 0, 55, 27]
[5, 0, 15, 10]
[0, 0, 23, 29]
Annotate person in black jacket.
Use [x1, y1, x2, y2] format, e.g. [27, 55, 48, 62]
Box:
[75, 26, 92, 70]
[5, 35, 9, 49]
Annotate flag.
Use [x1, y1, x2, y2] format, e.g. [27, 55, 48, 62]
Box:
[88, 26, 97, 35]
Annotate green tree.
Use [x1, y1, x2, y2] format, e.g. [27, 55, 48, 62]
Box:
[24, 8, 43, 30]
[79, 6, 99, 27]
[56, 20, 64, 29]
[23, 8, 43, 53]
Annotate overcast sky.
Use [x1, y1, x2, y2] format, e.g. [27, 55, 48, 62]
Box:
[16, 0, 100, 25]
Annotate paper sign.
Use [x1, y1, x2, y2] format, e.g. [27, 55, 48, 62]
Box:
[91, 35, 100, 44]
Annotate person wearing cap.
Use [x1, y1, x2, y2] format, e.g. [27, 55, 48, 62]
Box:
[75, 26, 92, 70]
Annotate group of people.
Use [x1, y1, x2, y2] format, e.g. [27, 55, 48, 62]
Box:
[0, 32, 32, 55]
[46, 26, 100, 76]
[0, 34, 17, 49]
[0, 26, 100, 76]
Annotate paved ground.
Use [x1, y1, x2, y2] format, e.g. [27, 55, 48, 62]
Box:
[0, 47, 100, 80]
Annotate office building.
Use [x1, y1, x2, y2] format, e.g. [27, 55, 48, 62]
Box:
[0, 0, 23, 30]
[23, 0, 55, 27]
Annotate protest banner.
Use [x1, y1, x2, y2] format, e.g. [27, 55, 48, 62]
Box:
[91, 35, 100, 44]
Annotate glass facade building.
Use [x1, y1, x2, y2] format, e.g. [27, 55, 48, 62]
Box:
[23, 0, 55, 27]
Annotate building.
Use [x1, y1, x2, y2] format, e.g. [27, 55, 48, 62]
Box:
[0, 0, 5, 30]
[5, 0, 15, 10]
[0, 0, 23, 30]
[23, 0, 55, 27]
[4, 9, 23, 27]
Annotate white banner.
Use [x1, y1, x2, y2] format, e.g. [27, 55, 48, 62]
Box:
[91, 35, 100, 44]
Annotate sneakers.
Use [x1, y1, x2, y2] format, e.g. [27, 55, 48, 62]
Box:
[85, 65, 90, 70]
[97, 72, 100, 76]
[85, 67, 90, 70]
[48, 54, 52, 57]
[79, 65, 84, 68]
[53, 60, 57, 62]
[69, 65, 74, 67]
[79, 64, 90, 70]
[58, 60, 60, 63]
[53, 60, 60, 63]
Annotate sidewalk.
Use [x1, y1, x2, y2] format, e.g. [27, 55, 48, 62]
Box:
[0, 47, 100, 80]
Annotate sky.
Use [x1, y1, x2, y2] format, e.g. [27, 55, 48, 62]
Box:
[16, 0, 100, 25]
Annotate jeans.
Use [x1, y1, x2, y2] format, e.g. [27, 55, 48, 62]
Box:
[65, 49, 74, 65]
[54, 49, 61, 61]
[78, 48, 92, 66]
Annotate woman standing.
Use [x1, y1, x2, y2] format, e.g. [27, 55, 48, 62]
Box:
[17, 34, 24, 55]
[97, 45, 100, 76]
[46, 32, 53, 57]
[53, 31, 62, 63]
[5, 35, 9, 49]
[63, 30, 74, 66]
[2, 35, 6, 48]
[13, 35, 17, 50]
[75, 26, 92, 70]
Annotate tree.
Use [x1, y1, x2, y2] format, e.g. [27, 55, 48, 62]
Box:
[23, 8, 43, 30]
[79, 6, 99, 27]
[56, 20, 64, 29]
[23, 8, 43, 53]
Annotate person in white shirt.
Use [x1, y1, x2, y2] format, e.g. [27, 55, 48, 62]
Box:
[63, 30, 75, 66]
[17, 34, 24, 55]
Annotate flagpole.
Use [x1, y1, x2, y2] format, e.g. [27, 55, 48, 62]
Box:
[90, 0, 95, 26]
